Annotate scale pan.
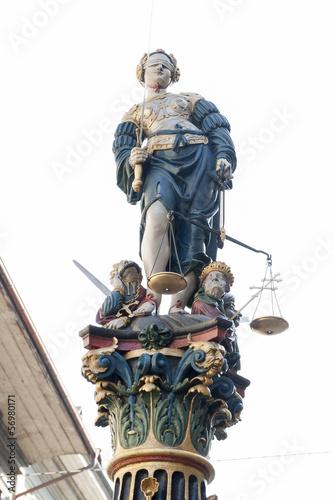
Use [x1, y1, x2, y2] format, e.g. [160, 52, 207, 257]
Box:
[250, 316, 289, 335]
[147, 272, 187, 295]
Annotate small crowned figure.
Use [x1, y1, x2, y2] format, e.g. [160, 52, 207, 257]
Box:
[113, 49, 237, 316]
[191, 261, 241, 368]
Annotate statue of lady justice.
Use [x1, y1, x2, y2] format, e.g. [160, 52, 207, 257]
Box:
[113, 49, 237, 315]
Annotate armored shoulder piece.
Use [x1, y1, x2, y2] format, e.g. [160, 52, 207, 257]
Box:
[192, 99, 231, 133]
[112, 121, 137, 153]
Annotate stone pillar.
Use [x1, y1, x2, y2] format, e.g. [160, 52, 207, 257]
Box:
[81, 316, 250, 500]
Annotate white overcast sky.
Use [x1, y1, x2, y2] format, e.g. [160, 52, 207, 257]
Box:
[1, 1, 332, 498]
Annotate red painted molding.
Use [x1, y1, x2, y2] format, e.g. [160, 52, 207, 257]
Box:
[110, 454, 211, 480]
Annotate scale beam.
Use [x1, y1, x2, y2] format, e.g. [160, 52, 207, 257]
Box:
[168, 211, 271, 259]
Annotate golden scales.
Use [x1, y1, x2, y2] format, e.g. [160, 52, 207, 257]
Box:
[147, 212, 187, 295]
[249, 255, 288, 335]
[147, 271, 187, 295]
[230, 256, 289, 335]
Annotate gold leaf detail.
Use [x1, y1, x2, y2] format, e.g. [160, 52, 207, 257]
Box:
[140, 477, 159, 499]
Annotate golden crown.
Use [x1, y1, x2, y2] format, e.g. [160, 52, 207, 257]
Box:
[199, 261, 234, 288]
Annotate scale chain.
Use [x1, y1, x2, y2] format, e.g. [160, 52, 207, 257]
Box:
[229, 274, 279, 320]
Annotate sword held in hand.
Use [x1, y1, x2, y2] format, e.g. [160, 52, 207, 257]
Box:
[131, 49, 151, 194]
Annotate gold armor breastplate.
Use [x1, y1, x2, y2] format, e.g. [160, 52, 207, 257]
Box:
[121, 93, 208, 153]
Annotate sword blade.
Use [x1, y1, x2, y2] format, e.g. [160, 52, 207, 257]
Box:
[73, 260, 110, 296]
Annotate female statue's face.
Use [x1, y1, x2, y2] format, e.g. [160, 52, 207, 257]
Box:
[146, 55, 172, 88]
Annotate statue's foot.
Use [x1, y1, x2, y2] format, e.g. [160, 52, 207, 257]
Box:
[169, 300, 186, 314]
[134, 294, 158, 316]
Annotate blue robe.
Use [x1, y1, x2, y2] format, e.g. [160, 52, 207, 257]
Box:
[113, 97, 236, 278]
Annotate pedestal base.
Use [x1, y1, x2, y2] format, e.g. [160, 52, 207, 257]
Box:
[108, 449, 215, 500]
[81, 315, 250, 500]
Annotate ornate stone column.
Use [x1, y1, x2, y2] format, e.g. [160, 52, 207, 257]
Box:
[81, 315, 250, 500]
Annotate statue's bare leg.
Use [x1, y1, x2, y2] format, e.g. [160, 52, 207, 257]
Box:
[169, 271, 197, 314]
[134, 201, 170, 315]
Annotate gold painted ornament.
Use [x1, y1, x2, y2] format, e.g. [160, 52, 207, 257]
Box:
[147, 212, 187, 295]
[147, 271, 187, 295]
[250, 316, 289, 335]
[249, 257, 288, 335]
[140, 477, 159, 499]
[229, 256, 289, 335]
